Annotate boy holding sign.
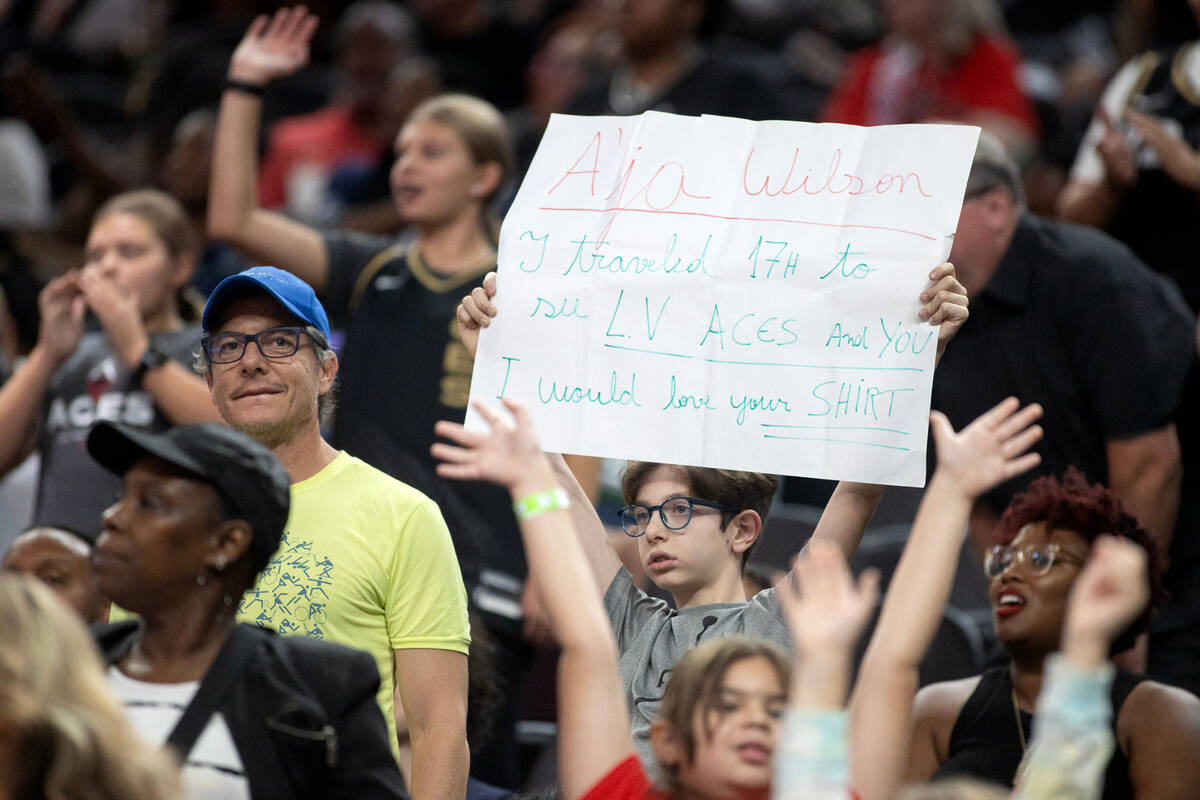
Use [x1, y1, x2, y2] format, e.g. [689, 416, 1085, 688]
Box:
[453, 264, 968, 772]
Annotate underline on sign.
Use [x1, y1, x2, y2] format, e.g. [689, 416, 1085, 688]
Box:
[537, 205, 939, 242]
[760, 424, 910, 435]
[601, 343, 925, 372]
[761, 435, 912, 452]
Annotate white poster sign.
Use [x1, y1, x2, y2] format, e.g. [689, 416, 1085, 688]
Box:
[467, 112, 979, 486]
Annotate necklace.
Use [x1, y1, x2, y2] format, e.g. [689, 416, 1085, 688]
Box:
[1011, 684, 1028, 754]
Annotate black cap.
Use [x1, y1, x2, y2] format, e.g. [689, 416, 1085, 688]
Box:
[86, 422, 290, 574]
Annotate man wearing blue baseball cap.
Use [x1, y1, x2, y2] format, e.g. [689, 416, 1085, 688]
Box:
[200, 266, 470, 800]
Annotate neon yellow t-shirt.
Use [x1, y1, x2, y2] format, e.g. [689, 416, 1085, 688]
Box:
[237, 451, 470, 756]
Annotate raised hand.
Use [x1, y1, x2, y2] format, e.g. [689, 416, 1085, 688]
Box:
[457, 271, 498, 359]
[919, 261, 969, 362]
[1062, 536, 1149, 668]
[79, 267, 149, 369]
[1126, 109, 1200, 191]
[777, 540, 879, 659]
[35, 271, 86, 365]
[228, 6, 320, 87]
[432, 398, 545, 490]
[930, 397, 1043, 499]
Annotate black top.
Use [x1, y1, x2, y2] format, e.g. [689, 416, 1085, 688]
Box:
[932, 215, 1194, 513]
[322, 230, 527, 634]
[935, 666, 1146, 800]
[95, 621, 407, 800]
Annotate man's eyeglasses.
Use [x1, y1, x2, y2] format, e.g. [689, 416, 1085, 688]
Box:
[984, 542, 1084, 579]
[202, 326, 316, 364]
[617, 496, 731, 538]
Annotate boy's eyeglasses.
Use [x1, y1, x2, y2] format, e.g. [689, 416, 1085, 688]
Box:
[202, 326, 315, 364]
[617, 496, 732, 538]
[983, 542, 1084, 578]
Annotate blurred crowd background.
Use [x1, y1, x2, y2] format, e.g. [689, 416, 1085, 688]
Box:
[1, 0, 1193, 306]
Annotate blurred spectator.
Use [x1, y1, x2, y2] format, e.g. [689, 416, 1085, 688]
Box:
[566, 0, 789, 120]
[508, 12, 612, 179]
[1000, 3, 1116, 215]
[0, 189, 220, 540]
[1, 524, 109, 623]
[257, 1, 417, 220]
[159, 108, 246, 295]
[327, 55, 444, 235]
[2, 54, 131, 232]
[1058, 0, 1200, 312]
[0, 573, 178, 800]
[823, 0, 1038, 160]
[410, 0, 537, 111]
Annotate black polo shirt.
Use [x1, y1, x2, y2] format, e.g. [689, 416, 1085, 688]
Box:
[932, 214, 1194, 514]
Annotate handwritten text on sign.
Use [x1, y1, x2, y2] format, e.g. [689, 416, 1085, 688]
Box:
[467, 113, 979, 486]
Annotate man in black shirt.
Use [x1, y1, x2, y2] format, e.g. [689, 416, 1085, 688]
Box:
[933, 134, 1199, 693]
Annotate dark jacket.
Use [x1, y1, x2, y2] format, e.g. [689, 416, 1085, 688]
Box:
[95, 621, 408, 800]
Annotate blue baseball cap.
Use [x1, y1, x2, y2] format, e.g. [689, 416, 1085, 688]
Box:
[202, 266, 331, 341]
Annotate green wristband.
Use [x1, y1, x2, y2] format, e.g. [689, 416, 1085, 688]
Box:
[513, 488, 570, 521]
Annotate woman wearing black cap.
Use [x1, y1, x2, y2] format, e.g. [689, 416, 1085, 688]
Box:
[86, 420, 407, 800]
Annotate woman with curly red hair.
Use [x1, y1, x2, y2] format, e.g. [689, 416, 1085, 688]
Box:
[906, 467, 1200, 799]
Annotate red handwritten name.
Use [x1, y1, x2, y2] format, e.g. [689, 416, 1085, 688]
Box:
[544, 130, 938, 245]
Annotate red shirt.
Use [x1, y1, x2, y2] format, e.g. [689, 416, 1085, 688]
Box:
[579, 757, 782, 800]
[822, 34, 1038, 136]
[580, 757, 669, 800]
[257, 106, 380, 209]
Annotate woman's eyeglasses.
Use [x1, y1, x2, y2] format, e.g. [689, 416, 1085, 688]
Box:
[984, 542, 1084, 578]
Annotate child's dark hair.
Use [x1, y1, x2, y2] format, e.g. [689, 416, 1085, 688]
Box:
[621, 463, 778, 568]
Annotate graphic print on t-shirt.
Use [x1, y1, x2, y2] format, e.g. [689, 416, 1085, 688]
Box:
[45, 356, 155, 433]
[239, 529, 334, 639]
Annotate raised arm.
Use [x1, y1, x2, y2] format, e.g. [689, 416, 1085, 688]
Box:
[772, 541, 879, 800]
[208, 7, 329, 291]
[433, 400, 634, 800]
[1106, 425, 1182, 546]
[809, 262, 969, 562]
[0, 273, 86, 474]
[850, 398, 1044, 800]
[457, 272, 623, 593]
[1012, 537, 1148, 800]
